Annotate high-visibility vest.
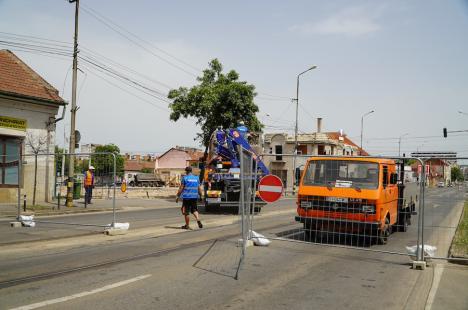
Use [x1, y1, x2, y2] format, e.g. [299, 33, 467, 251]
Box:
[84, 171, 94, 186]
[181, 174, 199, 199]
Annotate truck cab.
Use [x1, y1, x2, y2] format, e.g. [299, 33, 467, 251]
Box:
[296, 157, 416, 244]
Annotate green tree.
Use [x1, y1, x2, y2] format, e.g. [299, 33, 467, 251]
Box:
[141, 168, 153, 173]
[451, 166, 464, 182]
[168, 58, 263, 152]
[91, 144, 124, 178]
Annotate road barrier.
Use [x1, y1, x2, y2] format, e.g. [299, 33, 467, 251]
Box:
[242, 153, 468, 267]
[2, 152, 123, 232]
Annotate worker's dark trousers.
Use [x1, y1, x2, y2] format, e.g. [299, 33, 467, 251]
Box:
[85, 186, 93, 204]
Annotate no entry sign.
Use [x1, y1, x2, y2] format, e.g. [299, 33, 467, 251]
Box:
[258, 174, 284, 203]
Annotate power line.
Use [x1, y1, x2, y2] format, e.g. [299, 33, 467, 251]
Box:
[80, 5, 199, 77]
[81, 4, 202, 73]
[79, 56, 169, 99]
[80, 62, 170, 112]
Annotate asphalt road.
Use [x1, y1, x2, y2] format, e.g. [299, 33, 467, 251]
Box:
[0, 188, 466, 310]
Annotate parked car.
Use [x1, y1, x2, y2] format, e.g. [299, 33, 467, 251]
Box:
[437, 181, 445, 188]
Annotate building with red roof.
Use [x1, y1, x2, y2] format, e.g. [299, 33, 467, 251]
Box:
[0, 50, 66, 203]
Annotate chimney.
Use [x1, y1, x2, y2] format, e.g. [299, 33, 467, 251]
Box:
[317, 118, 322, 133]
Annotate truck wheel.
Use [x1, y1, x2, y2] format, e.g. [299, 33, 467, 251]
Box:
[150, 182, 155, 187]
[129, 181, 135, 187]
[143, 183, 148, 187]
[397, 213, 408, 232]
[378, 217, 392, 245]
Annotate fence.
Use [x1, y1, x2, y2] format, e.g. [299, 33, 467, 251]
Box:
[0, 151, 120, 229]
[243, 152, 468, 265]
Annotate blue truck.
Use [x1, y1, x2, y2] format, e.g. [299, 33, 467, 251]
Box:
[202, 127, 269, 213]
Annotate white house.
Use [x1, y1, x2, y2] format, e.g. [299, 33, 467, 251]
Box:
[0, 50, 66, 204]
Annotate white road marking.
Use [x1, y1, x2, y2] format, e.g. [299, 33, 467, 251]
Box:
[259, 185, 283, 193]
[9, 274, 152, 310]
[425, 264, 444, 310]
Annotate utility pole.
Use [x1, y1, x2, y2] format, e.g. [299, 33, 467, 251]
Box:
[66, 0, 80, 208]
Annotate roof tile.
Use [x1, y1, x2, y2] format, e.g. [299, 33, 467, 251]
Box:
[0, 50, 65, 104]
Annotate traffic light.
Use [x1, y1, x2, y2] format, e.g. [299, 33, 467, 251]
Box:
[443, 127, 447, 138]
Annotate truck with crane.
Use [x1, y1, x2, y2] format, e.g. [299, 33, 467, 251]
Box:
[202, 127, 270, 213]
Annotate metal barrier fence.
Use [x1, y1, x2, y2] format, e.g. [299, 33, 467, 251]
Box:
[245, 152, 465, 266]
[418, 156, 467, 263]
[0, 152, 119, 229]
[235, 145, 254, 279]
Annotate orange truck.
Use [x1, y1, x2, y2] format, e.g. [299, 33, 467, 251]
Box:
[296, 157, 418, 244]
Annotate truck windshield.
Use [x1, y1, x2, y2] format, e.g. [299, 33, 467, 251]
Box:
[302, 160, 379, 189]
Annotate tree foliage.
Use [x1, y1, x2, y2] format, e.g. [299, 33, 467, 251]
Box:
[451, 166, 464, 182]
[91, 144, 124, 177]
[168, 59, 263, 148]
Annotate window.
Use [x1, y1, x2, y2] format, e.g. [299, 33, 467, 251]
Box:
[302, 160, 379, 189]
[383, 166, 388, 188]
[0, 136, 22, 187]
[275, 145, 283, 161]
[297, 145, 307, 155]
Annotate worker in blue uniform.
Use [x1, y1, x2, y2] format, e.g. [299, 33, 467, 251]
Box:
[176, 166, 203, 229]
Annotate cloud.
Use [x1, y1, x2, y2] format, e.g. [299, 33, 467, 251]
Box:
[289, 6, 382, 37]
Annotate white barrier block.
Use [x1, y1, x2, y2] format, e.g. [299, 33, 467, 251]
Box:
[104, 222, 130, 235]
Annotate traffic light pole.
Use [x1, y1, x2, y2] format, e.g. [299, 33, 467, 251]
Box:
[66, 0, 80, 208]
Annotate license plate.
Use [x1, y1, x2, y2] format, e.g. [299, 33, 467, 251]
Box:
[326, 196, 348, 203]
[207, 198, 221, 203]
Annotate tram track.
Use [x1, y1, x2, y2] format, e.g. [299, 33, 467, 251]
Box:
[0, 221, 291, 289]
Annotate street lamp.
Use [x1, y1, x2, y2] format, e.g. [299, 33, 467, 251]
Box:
[292, 65, 317, 194]
[458, 110, 468, 117]
[398, 133, 409, 157]
[359, 110, 374, 155]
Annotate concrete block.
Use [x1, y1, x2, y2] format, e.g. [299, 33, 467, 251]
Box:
[237, 239, 254, 247]
[10, 221, 22, 228]
[412, 261, 427, 270]
[105, 228, 128, 236]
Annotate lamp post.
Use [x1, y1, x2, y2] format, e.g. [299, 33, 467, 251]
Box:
[458, 110, 468, 117]
[398, 133, 409, 157]
[292, 65, 317, 194]
[359, 110, 374, 155]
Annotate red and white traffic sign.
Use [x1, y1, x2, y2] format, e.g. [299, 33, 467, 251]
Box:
[258, 174, 284, 203]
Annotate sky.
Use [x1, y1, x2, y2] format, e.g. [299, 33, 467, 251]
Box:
[0, 0, 467, 157]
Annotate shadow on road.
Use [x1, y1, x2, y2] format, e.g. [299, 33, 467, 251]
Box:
[276, 228, 382, 248]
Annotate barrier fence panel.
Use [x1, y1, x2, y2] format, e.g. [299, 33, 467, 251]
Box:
[418, 156, 468, 263]
[259, 153, 431, 262]
[235, 145, 254, 279]
[1, 152, 119, 229]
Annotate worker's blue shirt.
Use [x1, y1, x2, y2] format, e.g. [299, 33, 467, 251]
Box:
[181, 174, 199, 199]
[237, 125, 248, 138]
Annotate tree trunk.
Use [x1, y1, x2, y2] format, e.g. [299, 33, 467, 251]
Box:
[33, 154, 38, 206]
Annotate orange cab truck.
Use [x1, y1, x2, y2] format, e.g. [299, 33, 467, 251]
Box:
[296, 157, 418, 244]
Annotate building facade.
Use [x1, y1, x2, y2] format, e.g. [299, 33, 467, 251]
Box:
[0, 50, 66, 203]
[263, 121, 367, 192]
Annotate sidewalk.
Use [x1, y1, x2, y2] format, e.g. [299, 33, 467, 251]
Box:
[430, 263, 468, 310]
[0, 196, 179, 218]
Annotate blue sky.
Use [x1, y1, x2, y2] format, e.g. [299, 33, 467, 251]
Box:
[0, 0, 467, 156]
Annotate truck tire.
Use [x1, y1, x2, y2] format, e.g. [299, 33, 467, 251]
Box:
[378, 217, 391, 245]
[129, 181, 135, 187]
[396, 212, 409, 232]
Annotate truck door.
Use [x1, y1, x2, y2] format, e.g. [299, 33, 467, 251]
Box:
[382, 165, 398, 224]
